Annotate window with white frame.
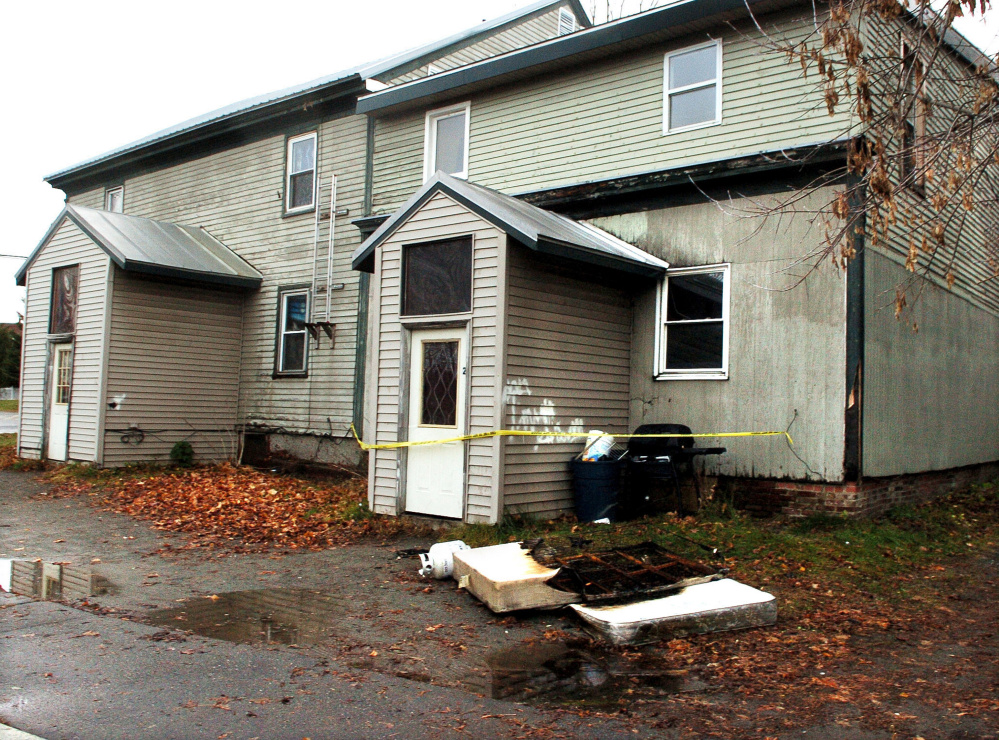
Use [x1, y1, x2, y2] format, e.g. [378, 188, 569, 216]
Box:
[663, 40, 722, 133]
[656, 264, 730, 379]
[424, 103, 470, 180]
[558, 7, 577, 35]
[277, 289, 309, 374]
[285, 132, 317, 212]
[105, 186, 123, 213]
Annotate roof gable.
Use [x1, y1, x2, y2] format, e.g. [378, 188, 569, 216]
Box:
[351, 172, 668, 277]
[16, 206, 262, 290]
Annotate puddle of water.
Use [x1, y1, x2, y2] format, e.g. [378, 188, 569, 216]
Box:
[0, 558, 111, 600]
[145, 588, 342, 647]
[464, 641, 703, 707]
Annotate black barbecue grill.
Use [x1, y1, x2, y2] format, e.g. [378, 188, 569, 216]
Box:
[621, 423, 726, 518]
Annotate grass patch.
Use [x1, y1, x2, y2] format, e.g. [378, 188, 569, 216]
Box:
[0, 399, 18, 412]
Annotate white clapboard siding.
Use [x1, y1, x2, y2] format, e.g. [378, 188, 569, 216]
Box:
[369, 192, 504, 522]
[501, 245, 633, 518]
[101, 271, 243, 466]
[18, 219, 110, 461]
[371, 9, 855, 214]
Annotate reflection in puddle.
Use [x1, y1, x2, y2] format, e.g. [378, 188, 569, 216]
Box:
[465, 642, 701, 707]
[145, 589, 341, 647]
[0, 559, 110, 600]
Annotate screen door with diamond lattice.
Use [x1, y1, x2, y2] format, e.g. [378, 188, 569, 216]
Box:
[406, 327, 467, 518]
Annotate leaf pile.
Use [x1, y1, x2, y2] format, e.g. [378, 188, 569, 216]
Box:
[49, 463, 411, 551]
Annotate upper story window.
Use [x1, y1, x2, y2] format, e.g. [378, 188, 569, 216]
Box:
[901, 41, 928, 192]
[50, 265, 80, 335]
[402, 237, 472, 317]
[104, 187, 123, 213]
[286, 132, 317, 213]
[664, 40, 722, 134]
[277, 288, 309, 374]
[656, 264, 730, 380]
[558, 7, 577, 35]
[424, 103, 470, 180]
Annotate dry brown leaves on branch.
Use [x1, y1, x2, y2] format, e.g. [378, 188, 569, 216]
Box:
[47, 464, 407, 551]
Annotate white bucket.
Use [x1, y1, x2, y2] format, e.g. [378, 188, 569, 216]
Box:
[582, 430, 614, 461]
[418, 540, 471, 579]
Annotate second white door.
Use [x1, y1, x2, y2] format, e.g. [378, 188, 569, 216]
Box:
[405, 327, 467, 519]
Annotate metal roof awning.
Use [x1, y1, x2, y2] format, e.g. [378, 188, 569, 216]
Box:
[351, 172, 668, 277]
[16, 206, 263, 289]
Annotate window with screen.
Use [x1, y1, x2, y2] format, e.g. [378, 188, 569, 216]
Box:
[50, 265, 79, 335]
[657, 264, 730, 379]
[664, 40, 722, 133]
[402, 238, 472, 317]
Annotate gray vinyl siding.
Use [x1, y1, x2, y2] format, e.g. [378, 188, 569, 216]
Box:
[69, 187, 106, 210]
[67, 113, 370, 448]
[384, 4, 564, 84]
[863, 250, 999, 476]
[102, 271, 243, 466]
[592, 186, 848, 481]
[371, 10, 854, 214]
[862, 15, 999, 317]
[368, 192, 504, 522]
[18, 219, 110, 462]
[501, 245, 632, 518]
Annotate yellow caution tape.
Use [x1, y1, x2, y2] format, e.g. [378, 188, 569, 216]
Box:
[350, 424, 792, 451]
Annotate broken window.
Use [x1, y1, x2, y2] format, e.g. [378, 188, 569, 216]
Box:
[104, 186, 123, 213]
[424, 103, 469, 179]
[286, 132, 317, 212]
[900, 42, 928, 192]
[49, 265, 79, 335]
[657, 264, 730, 379]
[277, 288, 309, 374]
[402, 237, 472, 316]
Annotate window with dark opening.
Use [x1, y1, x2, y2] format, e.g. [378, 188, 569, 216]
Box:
[421, 340, 459, 427]
[658, 264, 729, 378]
[50, 265, 79, 335]
[402, 238, 472, 316]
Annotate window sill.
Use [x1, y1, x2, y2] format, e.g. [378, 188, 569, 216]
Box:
[662, 118, 722, 136]
[400, 313, 471, 327]
[654, 371, 728, 381]
[47, 333, 75, 343]
[283, 206, 316, 219]
[272, 371, 309, 380]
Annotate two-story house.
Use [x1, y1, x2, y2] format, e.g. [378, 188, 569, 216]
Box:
[14, 0, 590, 469]
[352, 0, 999, 521]
[15, 0, 998, 525]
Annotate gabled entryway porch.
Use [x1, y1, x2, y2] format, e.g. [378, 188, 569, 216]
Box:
[352, 173, 667, 524]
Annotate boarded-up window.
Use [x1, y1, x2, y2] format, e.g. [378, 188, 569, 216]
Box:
[402, 238, 472, 316]
[50, 265, 79, 335]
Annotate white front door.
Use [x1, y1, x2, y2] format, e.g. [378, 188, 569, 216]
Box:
[405, 327, 467, 519]
[47, 344, 73, 461]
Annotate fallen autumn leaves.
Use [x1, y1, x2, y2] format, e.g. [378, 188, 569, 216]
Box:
[44, 463, 414, 551]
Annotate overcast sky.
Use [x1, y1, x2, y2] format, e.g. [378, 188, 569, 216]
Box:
[2, 1, 997, 324]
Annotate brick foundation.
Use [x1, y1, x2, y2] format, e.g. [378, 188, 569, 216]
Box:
[724, 461, 999, 518]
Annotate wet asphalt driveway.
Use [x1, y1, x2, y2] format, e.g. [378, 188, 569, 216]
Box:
[0, 470, 669, 740]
